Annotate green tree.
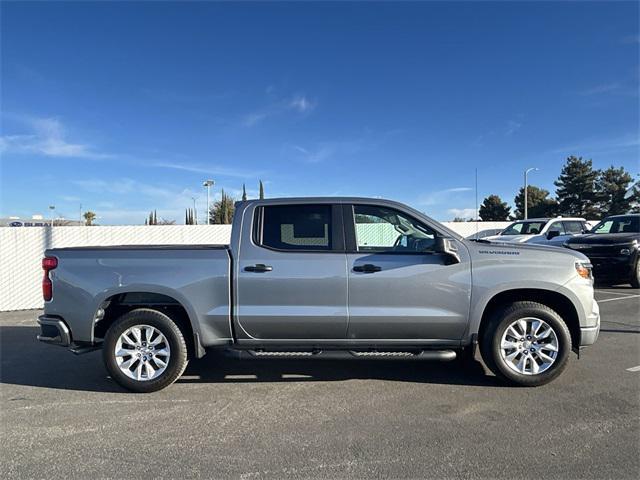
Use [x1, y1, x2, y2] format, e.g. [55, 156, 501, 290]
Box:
[83, 211, 96, 226]
[479, 195, 511, 221]
[554, 156, 600, 217]
[514, 185, 558, 219]
[185, 208, 196, 225]
[242, 183, 248, 201]
[210, 189, 235, 224]
[595, 166, 634, 216]
[147, 210, 158, 225]
[628, 177, 640, 213]
[259, 180, 264, 199]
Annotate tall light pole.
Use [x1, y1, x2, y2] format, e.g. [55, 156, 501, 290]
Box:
[49, 205, 55, 228]
[524, 167, 538, 219]
[202, 180, 214, 225]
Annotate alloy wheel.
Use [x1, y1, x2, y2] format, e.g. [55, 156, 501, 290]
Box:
[499, 317, 559, 375]
[114, 324, 170, 381]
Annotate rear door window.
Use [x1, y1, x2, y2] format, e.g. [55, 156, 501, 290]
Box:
[258, 205, 333, 251]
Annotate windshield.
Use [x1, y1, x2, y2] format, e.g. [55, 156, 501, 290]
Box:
[590, 216, 639, 234]
[501, 221, 547, 236]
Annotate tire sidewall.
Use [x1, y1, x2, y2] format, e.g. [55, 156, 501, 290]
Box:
[489, 305, 571, 386]
[631, 258, 640, 288]
[103, 309, 187, 393]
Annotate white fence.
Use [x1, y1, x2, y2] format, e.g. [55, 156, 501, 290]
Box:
[0, 221, 508, 312]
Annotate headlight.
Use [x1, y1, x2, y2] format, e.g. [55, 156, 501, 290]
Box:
[575, 261, 593, 280]
[620, 240, 637, 255]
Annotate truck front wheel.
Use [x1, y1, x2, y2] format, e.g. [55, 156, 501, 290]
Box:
[103, 308, 188, 393]
[480, 301, 571, 387]
[630, 259, 640, 289]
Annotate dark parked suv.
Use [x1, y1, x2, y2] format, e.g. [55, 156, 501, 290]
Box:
[564, 214, 640, 288]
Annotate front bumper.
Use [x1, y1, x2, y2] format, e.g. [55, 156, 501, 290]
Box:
[584, 254, 636, 283]
[37, 316, 72, 347]
[579, 300, 600, 346]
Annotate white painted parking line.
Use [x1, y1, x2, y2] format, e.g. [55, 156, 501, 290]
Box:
[597, 295, 640, 303]
[626, 366, 640, 372]
[595, 290, 638, 297]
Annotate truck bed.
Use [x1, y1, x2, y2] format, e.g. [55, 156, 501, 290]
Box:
[44, 245, 232, 346]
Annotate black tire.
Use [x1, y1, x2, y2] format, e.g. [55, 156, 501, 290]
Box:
[103, 308, 188, 393]
[480, 301, 571, 387]
[630, 259, 640, 289]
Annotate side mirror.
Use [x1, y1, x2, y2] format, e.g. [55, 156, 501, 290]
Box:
[546, 230, 561, 240]
[435, 237, 461, 264]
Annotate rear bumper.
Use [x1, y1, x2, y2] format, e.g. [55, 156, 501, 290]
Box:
[37, 316, 72, 347]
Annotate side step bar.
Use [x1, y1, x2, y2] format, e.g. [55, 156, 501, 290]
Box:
[246, 350, 457, 361]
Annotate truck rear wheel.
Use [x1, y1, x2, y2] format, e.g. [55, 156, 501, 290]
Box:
[103, 308, 188, 393]
[480, 301, 571, 387]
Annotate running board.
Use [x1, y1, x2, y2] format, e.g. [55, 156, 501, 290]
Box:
[246, 349, 457, 361]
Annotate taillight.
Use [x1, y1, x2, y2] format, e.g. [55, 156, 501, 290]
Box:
[42, 256, 58, 301]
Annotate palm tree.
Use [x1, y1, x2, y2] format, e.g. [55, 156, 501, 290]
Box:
[83, 211, 96, 226]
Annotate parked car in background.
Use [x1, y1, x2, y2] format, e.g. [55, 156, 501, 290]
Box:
[464, 228, 504, 240]
[37, 197, 600, 392]
[485, 217, 588, 246]
[564, 214, 640, 288]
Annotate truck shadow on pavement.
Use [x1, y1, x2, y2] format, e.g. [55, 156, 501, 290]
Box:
[1, 326, 498, 392]
[179, 351, 497, 387]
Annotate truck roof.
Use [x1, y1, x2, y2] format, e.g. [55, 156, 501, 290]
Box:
[235, 196, 464, 240]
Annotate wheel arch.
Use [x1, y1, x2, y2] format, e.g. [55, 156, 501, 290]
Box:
[477, 288, 581, 351]
[93, 288, 205, 358]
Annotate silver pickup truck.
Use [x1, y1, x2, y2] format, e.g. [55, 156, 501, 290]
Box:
[38, 197, 600, 392]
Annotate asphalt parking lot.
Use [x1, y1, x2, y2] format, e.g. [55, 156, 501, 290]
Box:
[1, 288, 639, 479]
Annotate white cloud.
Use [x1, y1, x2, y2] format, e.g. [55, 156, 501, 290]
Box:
[579, 83, 621, 96]
[418, 187, 473, 206]
[447, 208, 478, 219]
[505, 120, 522, 136]
[621, 34, 640, 44]
[0, 116, 112, 159]
[550, 133, 640, 156]
[287, 136, 371, 164]
[153, 162, 265, 179]
[242, 93, 317, 127]
[242, 112, 269, 127]
[289, 95, 315, 113]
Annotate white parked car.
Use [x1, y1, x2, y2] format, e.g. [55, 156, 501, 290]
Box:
[486, 217, 589, 246]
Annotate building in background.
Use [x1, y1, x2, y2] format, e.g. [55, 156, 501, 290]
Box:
[0, 215, 83, 227]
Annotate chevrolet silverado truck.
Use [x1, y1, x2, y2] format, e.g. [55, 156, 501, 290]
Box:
[37, 197, 600, 392]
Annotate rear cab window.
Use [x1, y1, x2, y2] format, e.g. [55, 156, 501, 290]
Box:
[254, 204, 335, 251]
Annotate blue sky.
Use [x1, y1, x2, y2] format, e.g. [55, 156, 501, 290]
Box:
[1, 1, 638, 224]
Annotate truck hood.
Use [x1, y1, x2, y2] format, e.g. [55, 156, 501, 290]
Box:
[483, 234, 533, 243]
[564, 232, 639, 246]
[466, 238, 589, 262]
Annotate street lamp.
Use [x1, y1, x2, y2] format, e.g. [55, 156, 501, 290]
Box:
[49, 205, 55, 228]
[524, 167, 538, 219]
[202, 180, 214, 225]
